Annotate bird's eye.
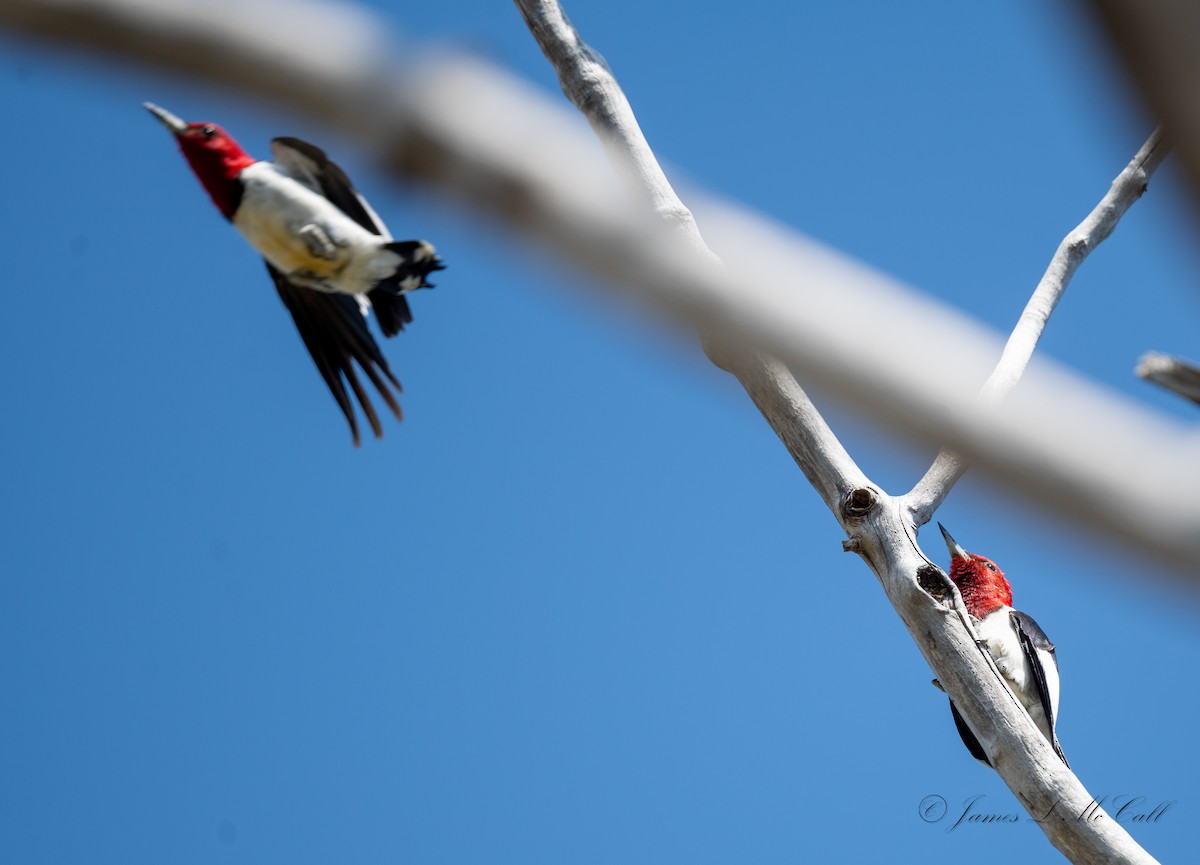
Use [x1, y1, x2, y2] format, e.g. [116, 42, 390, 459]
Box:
[985, 562, 997, 572]
[201, 125, 216, 137]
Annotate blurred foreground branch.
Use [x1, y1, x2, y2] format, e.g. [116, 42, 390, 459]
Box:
[1086, 0, 1200, 208]
[2, 0, 1198, 579]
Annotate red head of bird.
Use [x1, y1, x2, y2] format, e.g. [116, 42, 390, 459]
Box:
[144, 102, 256, 219]
[938, 523, 1013, 618]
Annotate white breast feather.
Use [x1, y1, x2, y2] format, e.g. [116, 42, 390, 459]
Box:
[975, 606, 1058, 743]
[233, 162, 396, 294]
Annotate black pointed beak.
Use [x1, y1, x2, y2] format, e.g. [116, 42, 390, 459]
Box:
[938, 522, 969, 560]
[143, 102, 188, 135]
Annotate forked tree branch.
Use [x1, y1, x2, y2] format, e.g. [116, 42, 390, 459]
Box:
[909, 127, 1170, 523]
[513, 1, 1163, 862]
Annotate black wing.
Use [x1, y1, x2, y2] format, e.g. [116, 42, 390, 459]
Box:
[267, 264, 402, 445]
[270, 136, 384, 234]
[949, 699, 991, 767]
[1011, 610, 1070, 767]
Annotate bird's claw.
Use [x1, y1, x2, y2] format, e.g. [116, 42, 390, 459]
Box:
[299, 223, 338, 260]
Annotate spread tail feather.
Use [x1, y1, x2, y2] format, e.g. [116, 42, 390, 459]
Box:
[382, 240, 445, 291]
[369, 241, 445, 337]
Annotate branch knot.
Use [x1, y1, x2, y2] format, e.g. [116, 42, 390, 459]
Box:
[842, 487, 877, 520]
[916, 563, 955, 604]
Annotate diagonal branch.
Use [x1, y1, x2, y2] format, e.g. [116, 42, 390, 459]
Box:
[515, 0, 704, 245]
[515, 0, 869, 513]
[511, 2, 1162, 862]
[908, 127, 1171, 524]
[1085, 0, 1200, 210]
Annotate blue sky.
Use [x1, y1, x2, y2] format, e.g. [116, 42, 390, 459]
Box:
[1, 1, 1197, 863]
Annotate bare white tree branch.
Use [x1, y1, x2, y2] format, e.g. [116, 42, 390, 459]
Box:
[515, 0, 703, 245]
[909, 127, 1171, 523]
[514, 0, 868, 513]
[853, 498, 1160, 865]
[1138, 351, 1200, 405]
[3, 0, 1198, 573]
[511, 2, 1165, 861]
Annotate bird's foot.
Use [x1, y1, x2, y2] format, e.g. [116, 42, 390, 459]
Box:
[299, 224, 338, 260]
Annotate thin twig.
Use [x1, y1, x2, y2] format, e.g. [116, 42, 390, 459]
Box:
[1138, 351, 1200, 405]
[908, 128, 1171, 524]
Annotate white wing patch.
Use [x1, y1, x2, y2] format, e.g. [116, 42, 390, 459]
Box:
[1034, 644, 1061, 730]
[976, 608, 1052, 739]
[975, 606, 1065, 763]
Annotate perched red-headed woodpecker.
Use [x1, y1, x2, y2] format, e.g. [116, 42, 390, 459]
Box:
[144, 102, 444, 445]
[938, 523, 1069, 767]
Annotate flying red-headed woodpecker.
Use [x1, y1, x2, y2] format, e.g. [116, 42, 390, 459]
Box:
[144, 102, 444, 445]
[938, 523, 1069, 767]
